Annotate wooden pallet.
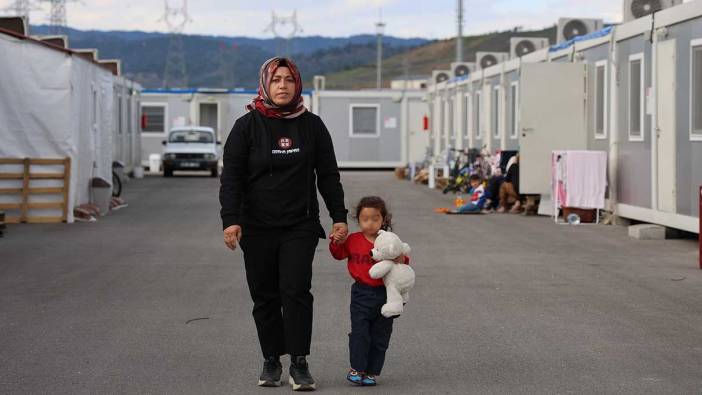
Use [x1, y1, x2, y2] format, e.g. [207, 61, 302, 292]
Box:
[0, 158, 71, 224]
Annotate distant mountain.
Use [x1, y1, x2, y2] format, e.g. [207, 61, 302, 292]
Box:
[29, 25, 430, 89]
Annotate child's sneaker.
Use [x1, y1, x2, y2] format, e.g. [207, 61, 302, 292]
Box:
[361, 375, 377, 386]
[346, 369, 363, 385]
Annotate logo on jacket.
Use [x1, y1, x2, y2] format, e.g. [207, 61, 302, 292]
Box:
[278, 137, 293, 149]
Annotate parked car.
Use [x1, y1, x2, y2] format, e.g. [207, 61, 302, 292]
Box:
[162, 127, 221, 177]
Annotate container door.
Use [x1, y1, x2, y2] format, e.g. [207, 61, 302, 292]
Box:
[199, 102, 219, 139]
[519, 63, 587, 194]
[656, 39, 677, 213]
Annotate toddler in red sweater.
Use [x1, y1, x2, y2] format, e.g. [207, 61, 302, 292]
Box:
[329, 196, 409, 386]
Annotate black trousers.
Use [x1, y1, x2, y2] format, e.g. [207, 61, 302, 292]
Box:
[239, 228, 319, 357]
[349, 282, 394, 375]
[486, 175, 504, 209]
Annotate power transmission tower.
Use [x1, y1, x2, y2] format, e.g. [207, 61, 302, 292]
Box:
[159, 0, 192, 88]
[4, 0, 34, 21]
[40, 0, 79, 34]
[263, 10, 302, 57]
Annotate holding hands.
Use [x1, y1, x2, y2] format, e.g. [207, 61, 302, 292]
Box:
[330, 222, 348, 244]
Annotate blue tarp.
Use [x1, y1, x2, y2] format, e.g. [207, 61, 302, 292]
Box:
[549, 25, 614, 52]
[447, 75, 470, 84]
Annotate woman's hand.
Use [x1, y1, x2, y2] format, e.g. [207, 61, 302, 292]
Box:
[331, 222, 348, 244]
[393, 254, 405, 264]
[223, 225, 242, 250]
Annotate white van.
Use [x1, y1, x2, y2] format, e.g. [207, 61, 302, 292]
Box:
[162, 126, 221, 177]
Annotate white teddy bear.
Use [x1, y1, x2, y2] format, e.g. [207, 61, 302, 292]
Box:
[368, 230, 416, 318]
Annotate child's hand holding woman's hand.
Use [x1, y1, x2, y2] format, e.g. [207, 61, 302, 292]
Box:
[330, 223, 348, 244]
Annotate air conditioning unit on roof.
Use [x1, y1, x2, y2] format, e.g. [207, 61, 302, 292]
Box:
[557, 18, 604, 43]
[450, 62, 475, 79]
[432, 70, 453, 85]
[623, 0, 683, 22]
[475, 52, 509, 70]
[510, 37, 550, 58]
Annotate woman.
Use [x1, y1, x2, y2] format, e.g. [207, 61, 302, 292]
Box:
[219, 57, 348, 391]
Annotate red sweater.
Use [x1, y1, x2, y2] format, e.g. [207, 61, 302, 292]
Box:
[329, 232, 410, 287]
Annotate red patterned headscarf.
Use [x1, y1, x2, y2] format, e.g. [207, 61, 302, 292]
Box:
[246, 57, 306, 119]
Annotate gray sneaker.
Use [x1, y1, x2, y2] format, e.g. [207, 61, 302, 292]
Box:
[288, 356, 316, 391]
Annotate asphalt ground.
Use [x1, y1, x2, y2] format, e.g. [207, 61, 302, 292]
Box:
[1, 171, 701, 394]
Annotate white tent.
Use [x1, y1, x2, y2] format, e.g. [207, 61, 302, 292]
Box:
[0, 30, 118, 222]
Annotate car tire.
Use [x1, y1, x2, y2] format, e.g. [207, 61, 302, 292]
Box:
[210, 166, 219, 178]
[164, 167, 173, 177]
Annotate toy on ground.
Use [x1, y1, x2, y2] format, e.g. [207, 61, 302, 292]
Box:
[368, 230, 416, 318]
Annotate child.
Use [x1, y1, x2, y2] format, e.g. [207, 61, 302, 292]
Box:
[329, 196, 409, 387]
[457, 174, 486, 213]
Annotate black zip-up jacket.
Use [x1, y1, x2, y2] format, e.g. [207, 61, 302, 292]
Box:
[219, 110, 348, 237]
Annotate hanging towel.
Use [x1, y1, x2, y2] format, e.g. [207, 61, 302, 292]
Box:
[564, 151, 607, 209]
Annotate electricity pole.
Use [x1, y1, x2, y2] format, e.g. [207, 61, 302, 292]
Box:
[456, 0, 463, 62]
[376, 8, 385, 90]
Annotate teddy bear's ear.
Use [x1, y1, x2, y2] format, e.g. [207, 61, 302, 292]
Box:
[378, 229, 386, 235]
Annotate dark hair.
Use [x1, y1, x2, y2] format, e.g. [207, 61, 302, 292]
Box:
[469, 174, 482, 182]
[354, 196, 393, 231]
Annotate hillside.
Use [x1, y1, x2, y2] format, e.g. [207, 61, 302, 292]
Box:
[29, 25, 428, 89]
[323, 26, 557, 89]
[26, 25, 559, 90]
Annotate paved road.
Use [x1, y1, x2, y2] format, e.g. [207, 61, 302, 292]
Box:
[1, 172, 701, 394]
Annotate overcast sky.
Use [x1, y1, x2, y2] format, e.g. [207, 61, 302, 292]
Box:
[4, 0, 629, 38]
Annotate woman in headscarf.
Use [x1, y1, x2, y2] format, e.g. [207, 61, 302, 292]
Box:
[219, 57, 348, 391]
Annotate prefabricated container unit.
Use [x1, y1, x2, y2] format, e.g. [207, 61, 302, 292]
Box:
[504, 67, 521, 151]
[310, 90, 428, 168]
[0, 26, 142, 223]
[139, 89, 312, 168]
[455, 80, 471, 151]
[113, 77, 143, 175]
[450, 80, 470, 152]
[425, 0, 702, 233]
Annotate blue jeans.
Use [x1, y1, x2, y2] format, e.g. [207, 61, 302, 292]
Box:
[457, 203, 481, 213]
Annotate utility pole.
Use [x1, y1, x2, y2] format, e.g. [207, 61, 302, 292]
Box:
[159, 0, 192, 88]
[456, 0, 463, 62]
[217, 41, 236, 88]
[375, 8, 385, 90]
[402, 54, 410, 91]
